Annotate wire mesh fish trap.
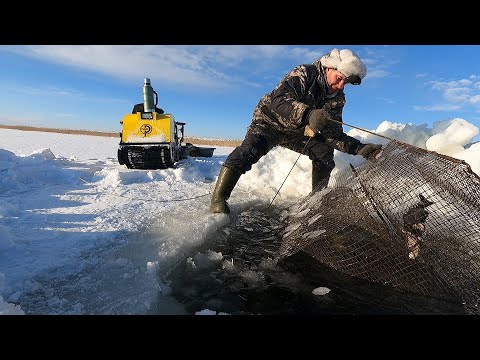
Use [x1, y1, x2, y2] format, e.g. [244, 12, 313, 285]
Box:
[277, 140, 480, 314]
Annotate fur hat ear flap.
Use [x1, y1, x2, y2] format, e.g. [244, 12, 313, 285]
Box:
[320, 48, 367, 84]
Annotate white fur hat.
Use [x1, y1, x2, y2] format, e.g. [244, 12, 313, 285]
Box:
[319, 48, 367, 83]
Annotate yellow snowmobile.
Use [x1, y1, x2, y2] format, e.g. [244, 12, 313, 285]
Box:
[118, 78, 214, 169]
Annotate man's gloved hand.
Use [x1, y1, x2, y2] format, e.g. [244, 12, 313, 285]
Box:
[304, 125, 316, 137]
[356, 143, 383, 161]
[306, 109, 331, 134]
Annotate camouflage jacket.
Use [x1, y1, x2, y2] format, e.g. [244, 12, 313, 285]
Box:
[253, 61, 362, 154]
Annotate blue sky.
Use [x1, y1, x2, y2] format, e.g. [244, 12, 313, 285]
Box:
[0, 45, 479, 141]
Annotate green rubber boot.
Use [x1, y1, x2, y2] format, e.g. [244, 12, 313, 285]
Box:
[210, 165, 242, 214]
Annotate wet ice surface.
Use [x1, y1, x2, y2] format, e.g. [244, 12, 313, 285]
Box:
[16, 204, 465, 315]
[14, 230, 188, 315]
[164, 205, 466, 315]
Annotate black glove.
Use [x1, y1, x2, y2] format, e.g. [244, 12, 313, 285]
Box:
[356, 143, 383, 161]
[306, 109, 331, 133]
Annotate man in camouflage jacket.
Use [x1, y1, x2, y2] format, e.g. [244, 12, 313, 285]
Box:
[210, 48, 383, 214]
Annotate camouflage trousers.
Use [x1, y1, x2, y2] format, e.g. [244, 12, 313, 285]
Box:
[224, 121, 334, 188]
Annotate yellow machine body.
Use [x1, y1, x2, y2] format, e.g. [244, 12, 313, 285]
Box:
[120, 112, 176, 145]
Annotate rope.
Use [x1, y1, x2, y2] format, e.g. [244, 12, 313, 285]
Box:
[269, 137, 312, 206]
[332, 118, 468, 163]
[330, 118, 400, 143]
[78, 177, 212, 203]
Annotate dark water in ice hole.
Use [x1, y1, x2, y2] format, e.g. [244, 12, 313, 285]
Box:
[162, 205, 466, 315]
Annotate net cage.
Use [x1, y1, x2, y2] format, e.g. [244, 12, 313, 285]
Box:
[276, 140, 480, 314]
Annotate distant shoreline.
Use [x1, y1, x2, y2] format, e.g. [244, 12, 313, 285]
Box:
[0, 124, 241, 147]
